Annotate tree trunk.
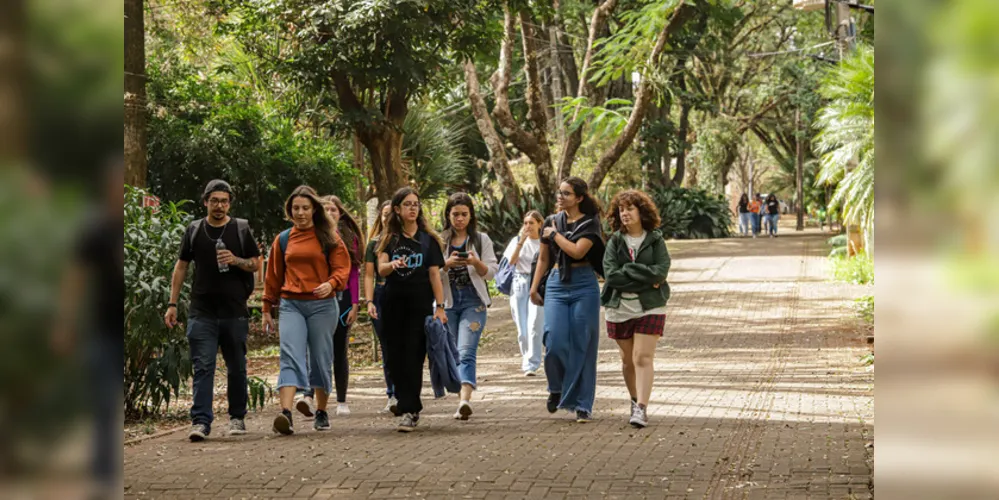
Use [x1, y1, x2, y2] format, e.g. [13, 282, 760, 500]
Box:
[588, 2, 693, 191]
[795, 108, 805, 231]
[463, 60, 518, 207]
[548, 24, 566, 145]
[552, 0, 579, 100]
[124, 0, 147, 187]
[558, 0, 618, 182]
[489, 5, 556, 204]
[359, 127, 407, 203]
[670, 100, 691, 187]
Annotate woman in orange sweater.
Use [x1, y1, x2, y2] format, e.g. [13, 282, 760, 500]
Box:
[262, 186, 350, 435]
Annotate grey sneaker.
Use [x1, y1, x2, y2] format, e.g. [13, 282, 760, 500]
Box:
[188, 423, 209, 442]
[630, 405, 648, 428]
[273, 410, 294, 435]
[314, 410, 331, 431]
[228, 418, 247, 436]
[630, 399, 637, 416]
[385, 397, 401, 416]
[575, 410, 592, 423]
[295, 396, 315, 418]
[397, 413, 419, 432]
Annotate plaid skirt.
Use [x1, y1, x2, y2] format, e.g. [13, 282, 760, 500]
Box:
[606, 314, 666, 340]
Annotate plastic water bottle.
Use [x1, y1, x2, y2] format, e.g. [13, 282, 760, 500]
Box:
[216, 239, 229, 273]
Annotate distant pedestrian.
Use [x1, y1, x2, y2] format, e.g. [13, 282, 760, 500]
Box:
[503, 211, 545, 376]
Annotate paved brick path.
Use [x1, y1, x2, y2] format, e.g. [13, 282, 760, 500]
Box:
[125, 229, 874, 499]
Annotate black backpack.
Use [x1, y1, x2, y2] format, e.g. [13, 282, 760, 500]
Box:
[188, 217, 256, 300]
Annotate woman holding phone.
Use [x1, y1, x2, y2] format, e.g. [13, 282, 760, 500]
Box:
[503, 211, 545, 376]
[439, 193, 498, 421]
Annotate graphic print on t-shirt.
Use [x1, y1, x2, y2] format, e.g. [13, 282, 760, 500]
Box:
[390, 243, 424, 279]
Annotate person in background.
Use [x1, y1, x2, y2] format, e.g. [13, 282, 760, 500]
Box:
[163, 179, 260, 441]
[439, 193, 499, 421]
[503, 211, 545, 376]
[295, 195, 364, 418]
[601, 190, 671, 428]
[262, 186, 350, 435]
[364, 200, 397, 414]
[529, 177, 605, 423]
[764, 193, 780, 237]
[376, 187, 448, 432]
[748, 194, 763, 238]
[737, 194, 751, 237]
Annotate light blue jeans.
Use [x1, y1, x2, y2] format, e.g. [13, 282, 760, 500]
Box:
[277, 298, 339, 394]
[765, 213, 779, 235]
[543, 267, 600, 414]
[446, 285, 488, 388]
[739, 212, 752, 236]
[511, 273, 544, 372]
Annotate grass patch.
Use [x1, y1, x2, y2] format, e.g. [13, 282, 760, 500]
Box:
[831, 253, 874, 285]
[856, 295, 874, 324]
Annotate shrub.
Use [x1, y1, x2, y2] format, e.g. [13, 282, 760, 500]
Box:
[830, 253, 874, 285]
[856, 295, 874, 324]
[648, 186, 732, 239]
[476, 186, 550, 254]
[124, 186, 193, 418]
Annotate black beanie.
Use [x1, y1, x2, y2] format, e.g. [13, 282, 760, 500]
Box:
[202, 179, 233, 202]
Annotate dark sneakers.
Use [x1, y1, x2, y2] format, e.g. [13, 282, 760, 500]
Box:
[314, 410, 331, 431]
[273, 409, 294, 435]
[188, 423, 209, 442]
[546, 393, 560, 414]
[575, 410, 592, 423]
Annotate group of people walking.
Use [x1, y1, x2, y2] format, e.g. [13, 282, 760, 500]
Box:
[164, 176, 673, 439]
[737, 193, 781, 238]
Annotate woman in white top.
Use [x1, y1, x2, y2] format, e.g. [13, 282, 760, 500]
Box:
[502, 211, 545, 376]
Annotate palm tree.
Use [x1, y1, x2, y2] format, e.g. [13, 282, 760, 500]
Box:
[402, 104, 470, 199]
[814, 44, 874, 247]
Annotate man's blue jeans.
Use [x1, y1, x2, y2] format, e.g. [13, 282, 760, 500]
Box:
[446, 285, 488, 388]
[186, 316, 249, 432]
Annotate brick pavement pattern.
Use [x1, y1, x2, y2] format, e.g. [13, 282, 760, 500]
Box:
[125, 230, 874, 499]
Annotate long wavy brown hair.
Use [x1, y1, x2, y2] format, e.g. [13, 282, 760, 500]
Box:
[284, 185, 339, 254]
[323, 195, 363, 266]
[368, 200, 391, 240]
[376, 187, 442, 254]
[606, 189, 662, 233]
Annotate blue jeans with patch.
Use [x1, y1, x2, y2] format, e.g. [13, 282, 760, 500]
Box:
[277, 298, 339, 395]
[543, 267, 600, 414]
[446, 285, 488, 388]
[186, 316, 249, 431]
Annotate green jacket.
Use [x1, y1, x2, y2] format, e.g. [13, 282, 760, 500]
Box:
[601, 229, 671, 311]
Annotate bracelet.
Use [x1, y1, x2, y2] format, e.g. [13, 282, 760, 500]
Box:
[167, 303, 177, 309]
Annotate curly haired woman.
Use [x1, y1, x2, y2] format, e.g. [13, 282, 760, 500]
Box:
[602, 190, 671, 428]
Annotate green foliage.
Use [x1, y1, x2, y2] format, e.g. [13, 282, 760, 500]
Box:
[830, 253, 874, 285]
[827, 233, 848, 257]
[247, 376, 275, 411]
[815, 45, 875, 247]
[691, 117, 739, 193]
[476, 186, 550, 254]
[559, 97, 634, 141]
[146, 59, 358, 240]
[856, 295, 874, 325]
[124, 186, 193, 418]
[404, 105, 471, 199]
[649, 186, 732, 239]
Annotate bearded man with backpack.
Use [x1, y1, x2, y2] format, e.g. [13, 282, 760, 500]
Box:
[164, 179, 261, 441]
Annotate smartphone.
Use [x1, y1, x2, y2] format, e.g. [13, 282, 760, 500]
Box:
[456, 251, 469, 259]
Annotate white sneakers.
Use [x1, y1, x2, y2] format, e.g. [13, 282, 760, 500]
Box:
[453, 400, 473, 420]
[336, 403, 351, 417]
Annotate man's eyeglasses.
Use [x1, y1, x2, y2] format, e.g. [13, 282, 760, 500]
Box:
[208, 198, 231, 206]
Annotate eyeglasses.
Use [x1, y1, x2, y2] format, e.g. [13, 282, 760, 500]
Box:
[401, 201, 421, 209]
[556, 190, 573, 198]
[208, 198, 231, 206]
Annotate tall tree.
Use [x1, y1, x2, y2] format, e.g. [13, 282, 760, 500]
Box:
[223, 0, 495, 201]
[124, 0, 147, 186]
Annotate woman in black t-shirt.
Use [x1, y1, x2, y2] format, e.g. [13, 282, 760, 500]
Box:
[376, 188, 447, 432]
[737, 193, 751, 237]
[764, 194, 780, 237]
